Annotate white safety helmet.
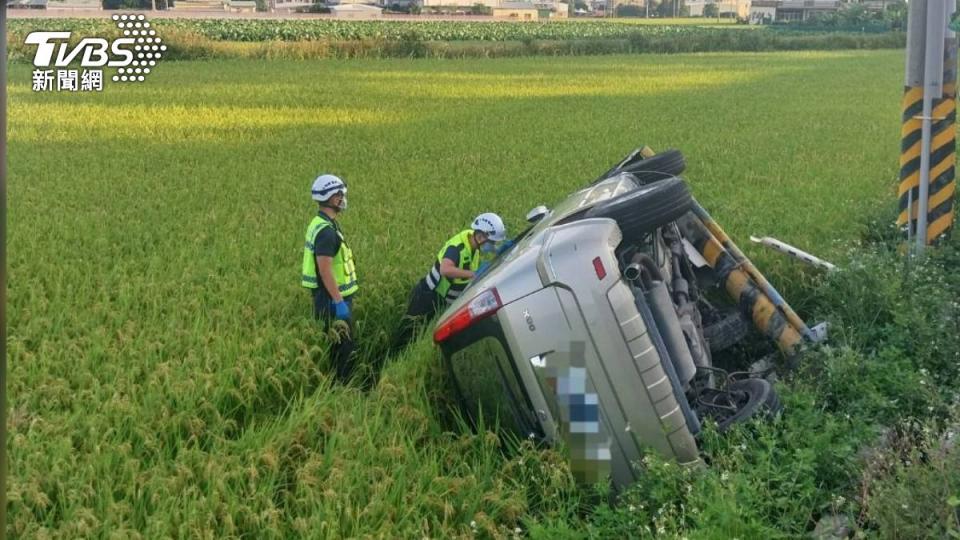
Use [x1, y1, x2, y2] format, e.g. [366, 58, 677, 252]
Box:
[311, 174, 348, 210]
[471, 212, 507, 242]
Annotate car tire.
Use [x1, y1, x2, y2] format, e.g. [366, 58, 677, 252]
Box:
[702, 310, 751, 352]
[592, 149, 686, 186]
[585, 177, 693, 237]
[717, 378, 781, 432]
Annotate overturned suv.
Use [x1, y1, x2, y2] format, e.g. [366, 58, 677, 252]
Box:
[433, 148, 792, 489]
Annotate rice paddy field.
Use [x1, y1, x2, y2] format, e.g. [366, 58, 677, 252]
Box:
[8, 50, 960, 537]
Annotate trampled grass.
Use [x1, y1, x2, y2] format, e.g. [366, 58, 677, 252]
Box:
[8, 50, 925, 537]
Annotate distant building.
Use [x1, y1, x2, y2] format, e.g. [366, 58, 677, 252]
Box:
[527, 0, 569, 16]
[687, 0, 749, 18]
[224, 0, 257, 11]
[330, 2, 385, 15]
[745, 0, 889, 23]
[748, 0, 777, 22]
[421, 0, 495, 8]
[419, 0, 566, 15]
[271, 0, 314, 11]
[588, 0, 647, 17]
[492, 1, 539, 18]
[545, 0, 569, 17]
[772, 0, 841, 22]
[850, 0, 890, 12]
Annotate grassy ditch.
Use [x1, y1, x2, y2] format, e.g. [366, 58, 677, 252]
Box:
[572, 216, 960, 538]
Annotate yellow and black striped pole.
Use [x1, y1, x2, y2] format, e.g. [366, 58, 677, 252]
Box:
[897, 44, 956, 244]
[928, 35, 957, 242]
[897, 0, 957, 249]
[896, 85, 923, 239]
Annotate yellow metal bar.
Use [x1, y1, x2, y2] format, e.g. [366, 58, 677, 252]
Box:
[692, 204, 812, 342]
[677, 210, 807, 357]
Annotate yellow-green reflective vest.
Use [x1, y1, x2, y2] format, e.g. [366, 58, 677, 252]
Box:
[425, 230, 479, 304]
[301, 214, 358, 297]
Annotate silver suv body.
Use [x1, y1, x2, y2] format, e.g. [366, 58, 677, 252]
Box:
[434, 173, 707, 488]
[434, 148, 800, 490]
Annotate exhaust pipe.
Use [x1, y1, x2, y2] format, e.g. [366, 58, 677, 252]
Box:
[623, 263, 642, 282]
[624, 253, 663, 283]
[624, 254, 662, 290]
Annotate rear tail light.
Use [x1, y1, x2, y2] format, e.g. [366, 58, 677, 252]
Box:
[593, 256, 607, 280]
[433, 288, 503, 343]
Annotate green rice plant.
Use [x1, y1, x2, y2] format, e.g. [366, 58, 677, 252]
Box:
[6, 18, 757, 43]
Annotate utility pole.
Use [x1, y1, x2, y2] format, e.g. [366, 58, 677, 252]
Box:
[898, 0, 957, 253]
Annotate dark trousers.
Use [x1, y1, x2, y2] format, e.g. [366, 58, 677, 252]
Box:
[389, 278, 445, 355]
[313, 290, 356, 384]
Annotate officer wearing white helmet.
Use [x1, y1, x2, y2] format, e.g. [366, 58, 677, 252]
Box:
[389, 212, 509, 354]
[301, 174, 359, 384]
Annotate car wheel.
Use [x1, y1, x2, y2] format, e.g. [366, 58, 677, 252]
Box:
[717, 378, 781, 432]
[585, 177, 693, 237]
[592, 149, 686, 186]
[702, 310, 751, 352]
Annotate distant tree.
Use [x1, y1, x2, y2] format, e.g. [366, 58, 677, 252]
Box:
[881, 0, 906, 29]
[470, 2, 490, 14]
[639, 0, 660, 17]
[800, 3, 888, 28]
[839, 4, 874, 25]
[702, 2, 717, 17]
[655, 0, 675, 17]
[616, 4, 643, 16]
[574, 0, 588, 10]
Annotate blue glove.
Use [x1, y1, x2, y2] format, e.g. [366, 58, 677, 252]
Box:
[475, 262, 490, 278]
[332, 300, 351, 321]
[496, 239, 515, 256]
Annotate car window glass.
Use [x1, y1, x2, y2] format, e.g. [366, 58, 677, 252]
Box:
[450, 337, 539, 440]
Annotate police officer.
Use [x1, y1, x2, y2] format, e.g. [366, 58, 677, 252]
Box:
[389, 212, 507, 353]
[302, 174, 359, 384]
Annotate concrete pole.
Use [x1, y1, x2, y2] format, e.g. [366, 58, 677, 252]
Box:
[916, 0, 946, 253]
[903, 0, 927, 247]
